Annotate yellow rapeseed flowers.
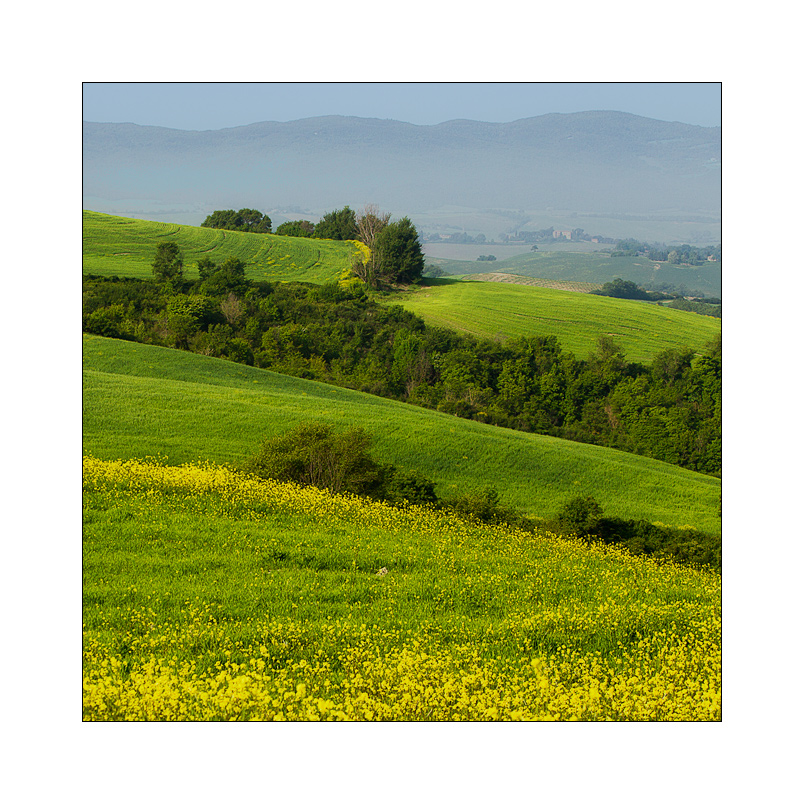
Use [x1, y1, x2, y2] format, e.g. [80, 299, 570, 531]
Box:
[83, 456, 721, 721]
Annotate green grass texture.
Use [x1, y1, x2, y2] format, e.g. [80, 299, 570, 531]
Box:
[390, 279, 721, 363]
[82, 210, 357, 283]
[431, 250, 722, 297]
[83, 334, 721, 533]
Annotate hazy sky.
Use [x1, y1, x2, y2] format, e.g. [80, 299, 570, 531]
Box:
[82, 82, 721, 130]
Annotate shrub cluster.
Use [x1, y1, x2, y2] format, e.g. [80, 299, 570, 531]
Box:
[549, 495, 720, 569]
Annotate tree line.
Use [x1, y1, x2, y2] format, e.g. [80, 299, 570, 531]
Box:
[84, 249, 721, 477]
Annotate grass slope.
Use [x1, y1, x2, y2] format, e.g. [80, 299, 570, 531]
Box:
[83, 334, 721, 533]
[83, 457, 721, 721]
[83, 210, 356, 284]
[392, 279, 721, 363]
[430, 250, 722, 297]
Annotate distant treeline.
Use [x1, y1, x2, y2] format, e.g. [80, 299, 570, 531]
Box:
[83, 258, 721, 477]
[611, 239, 721, 265]
[591, 278, 721, 318]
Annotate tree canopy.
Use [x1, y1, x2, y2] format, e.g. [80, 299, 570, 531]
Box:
[374, 216, 425, 285]
[313, 206, 358, 241]
[201, 209, 272, 233]
[275, 220, 315, 238]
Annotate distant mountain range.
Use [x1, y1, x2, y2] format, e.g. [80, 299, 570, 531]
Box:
[83, 112, 721, 244]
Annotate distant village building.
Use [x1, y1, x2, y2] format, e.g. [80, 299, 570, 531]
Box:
[552, 230, 572, 240]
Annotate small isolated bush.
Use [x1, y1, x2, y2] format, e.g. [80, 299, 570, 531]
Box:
[244, 422, 385, 497]
[556, 495, 604, 536]
[440, 487, 525, 527]
[243, 421, 440, 507]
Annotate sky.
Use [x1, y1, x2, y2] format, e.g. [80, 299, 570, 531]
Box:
[82, 82, 721, 131]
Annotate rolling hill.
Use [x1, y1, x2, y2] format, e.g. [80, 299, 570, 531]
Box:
[392, 279, 721, 363]
[83, 333, 721, 533]
[82, 210, 356, 283]
[85, 210, 719, 365]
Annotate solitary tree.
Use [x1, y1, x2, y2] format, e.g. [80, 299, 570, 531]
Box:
[152, 242, 184, 284]
[374, 216, 425, 285]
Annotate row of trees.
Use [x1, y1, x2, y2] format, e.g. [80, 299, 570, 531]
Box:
[84, 256, 721, 476]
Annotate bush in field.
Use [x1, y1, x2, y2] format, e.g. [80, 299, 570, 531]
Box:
[440, 487, 525, 527]
[244, 421, 388, 498]
[553, 495, 720, 568]
[556, 496, 604, 536]
[244, 422, 439, 506]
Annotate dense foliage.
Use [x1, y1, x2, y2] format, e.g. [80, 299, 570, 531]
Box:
[83, 258, 721, 477]
[275, 220, 315, 237]
[591, 277, 667, 301]
[201, 208, 272, 233]
[312, 206, 358, 240]
[666, 298, 722, 318]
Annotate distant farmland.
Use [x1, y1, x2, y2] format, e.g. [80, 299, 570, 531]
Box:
[428, 249, 721, 298]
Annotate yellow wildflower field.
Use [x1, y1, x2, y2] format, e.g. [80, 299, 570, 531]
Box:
[82, 456, 721, 721]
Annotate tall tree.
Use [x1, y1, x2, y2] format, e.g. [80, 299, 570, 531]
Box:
[152, 242, 184, 284]
[374, 217, 425, 285]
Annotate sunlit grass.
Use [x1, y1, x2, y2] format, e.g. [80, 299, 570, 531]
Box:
[83, 457, 721, 721]
[82, 334, 721, 532]
[393, 280, 720, 363]
[82, 210, 357, 284]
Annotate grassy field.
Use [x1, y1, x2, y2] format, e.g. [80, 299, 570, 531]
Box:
[392, 279, 721, 363]
[83, 456, 721, 721]
[429, 250, 722, 298]
[83, 210, 356, 284]
[83, 334, 721, 532]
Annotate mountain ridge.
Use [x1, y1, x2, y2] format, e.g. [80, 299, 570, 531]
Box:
[83, 111, 721, 241]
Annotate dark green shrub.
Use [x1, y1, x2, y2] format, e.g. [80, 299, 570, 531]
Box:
[383, 467, 437, 507]
[556, 495, 604, 536]
[243, 421, 387, 498]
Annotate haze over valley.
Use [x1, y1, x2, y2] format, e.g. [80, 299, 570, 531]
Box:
[83, 111, 721, 246]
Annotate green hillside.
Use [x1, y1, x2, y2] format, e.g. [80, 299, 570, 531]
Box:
[430, 250, 721, 297]
[392, 279, 721, 363]
[82, 210, 356, 283]
[83, 455, 721, 721]
[83, 334, 721, 533]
